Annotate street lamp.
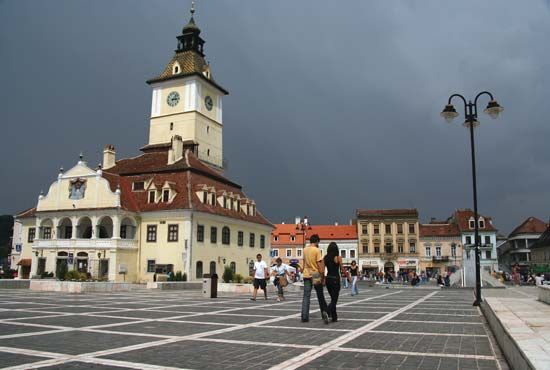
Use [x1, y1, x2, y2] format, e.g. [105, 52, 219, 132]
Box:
[441, 91, 503, 306]
[296, 216, 311, 251]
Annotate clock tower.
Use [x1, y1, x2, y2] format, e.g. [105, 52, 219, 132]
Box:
[146, 3, 228, 169]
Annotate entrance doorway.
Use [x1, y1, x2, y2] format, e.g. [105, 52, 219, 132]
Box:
[99, 259, 109, 280]
[56, 252, 68, 279]
[76, 252, 88, 274]
[384, 262, 395, 275]
[37, 258, 46, 276]
[21, 266, 31, 279]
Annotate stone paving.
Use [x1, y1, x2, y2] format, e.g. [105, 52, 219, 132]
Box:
[0, 286, 508, 369]
[484, 287, 550, 370]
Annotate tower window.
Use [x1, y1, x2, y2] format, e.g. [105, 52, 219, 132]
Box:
[170, 122, 174, 131]
[207, 149, 210, 156]
[207, 126, 210, 134]
[172, 63, 180, 75]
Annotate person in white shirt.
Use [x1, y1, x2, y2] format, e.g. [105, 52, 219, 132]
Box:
[251, 254, 269, 301]
[271, 257, 290, 302]
[535, 273, 544, 286]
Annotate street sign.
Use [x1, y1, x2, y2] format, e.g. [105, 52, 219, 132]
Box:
[68, 252, 74, 265]
[15, 244, 22, 253]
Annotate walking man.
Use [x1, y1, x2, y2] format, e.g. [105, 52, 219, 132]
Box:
[251, 253, 268, 301]
[301, 234, 329, 324]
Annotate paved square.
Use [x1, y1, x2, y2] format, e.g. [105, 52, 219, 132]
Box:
[0, 286, 507, 369]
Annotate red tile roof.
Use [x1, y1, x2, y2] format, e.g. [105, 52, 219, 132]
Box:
[272, 224, 357, 246]
[15, 207, 36, 219]
[448, 209, 498, 232]
[509, 217, 548, 237]
[356, 209, 418, 218]
[420, 223, 460, 237]
[102, 149, 271, 226]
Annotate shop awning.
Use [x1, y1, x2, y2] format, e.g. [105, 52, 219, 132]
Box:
[17, 258, 32, 267]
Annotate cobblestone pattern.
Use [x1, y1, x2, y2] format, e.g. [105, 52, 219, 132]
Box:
[0, 286, 507, 369]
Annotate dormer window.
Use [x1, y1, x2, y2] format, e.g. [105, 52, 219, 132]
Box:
[132, 182, 144, 191]
[172, 62, 181, 75]
[290, 235, 296, 242]
[202, 191, 207, 204]
[162, 190, 170, 202]
[223, 196, 227, 209]
[210, 193, 216, 206]
[479, 218, 485, 228]
[148, 191, 156, 203]
[469, 218, 475, 229]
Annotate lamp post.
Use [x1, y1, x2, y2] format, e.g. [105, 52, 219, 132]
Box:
[296, 216, 311, 263]
[441, 91, 503, 306]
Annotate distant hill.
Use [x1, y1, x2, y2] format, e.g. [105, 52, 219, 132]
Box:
[0, 215, 14, 258]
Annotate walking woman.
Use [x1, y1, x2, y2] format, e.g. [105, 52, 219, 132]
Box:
[350, 260, 359, 296]
[272, 257, 290, 302]
[324, 242, 346, 322]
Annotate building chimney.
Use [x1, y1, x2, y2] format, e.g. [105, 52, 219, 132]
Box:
[103, 145, 116, 169]
[334, 221, 339, 226]
[295, 216, 301, 225]
[168, 135, 184, 165]
[430, 217, 436, 223]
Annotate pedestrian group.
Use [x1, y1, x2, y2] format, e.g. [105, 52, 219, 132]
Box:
[250, 234, 359, 324]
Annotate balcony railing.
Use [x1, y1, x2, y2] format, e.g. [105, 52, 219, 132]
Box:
[432, 256, 450, 262]
[35, 238, 138, 250]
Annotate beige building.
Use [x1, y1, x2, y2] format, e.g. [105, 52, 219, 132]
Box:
[356, 209, 419, 276]
[419, 221, 462, 276]
[12, 8, 272, 282]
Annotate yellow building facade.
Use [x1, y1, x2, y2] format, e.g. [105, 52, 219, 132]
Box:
[13, 8, 272, 282]
[356, 209, 420, 276]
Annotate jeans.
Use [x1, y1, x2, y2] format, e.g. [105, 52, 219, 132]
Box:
[351, 276, 359, 295]
[301, 278, 328, 321]
[326, 276, 341, 321]
[342, 276, 349, 289]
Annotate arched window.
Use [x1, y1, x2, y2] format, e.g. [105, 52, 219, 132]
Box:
[230, 261, 236, 274]
[210, 261, 216, 275]
[196, 261, 203, 279]
[97, 217, 113, 239]
[77, 217, 92, 239]
[58, 218, 72, 239]
[222, 226, 230, 245]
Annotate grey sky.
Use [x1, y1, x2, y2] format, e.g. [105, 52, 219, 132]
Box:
[1, 0, 549, 234]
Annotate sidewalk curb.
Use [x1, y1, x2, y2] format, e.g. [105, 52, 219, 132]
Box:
[480, 300, 535, 370]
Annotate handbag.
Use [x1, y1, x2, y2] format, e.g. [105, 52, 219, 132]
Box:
[278, 275, 288, 287]
[311, 272, 322, 286]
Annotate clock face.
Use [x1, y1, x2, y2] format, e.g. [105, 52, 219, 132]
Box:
[166, 91, 180, 107]
[204, 95, 213, 111]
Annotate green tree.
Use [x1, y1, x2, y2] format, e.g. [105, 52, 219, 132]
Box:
[222, 266, 234, 283]
[0, 215, 14, 259]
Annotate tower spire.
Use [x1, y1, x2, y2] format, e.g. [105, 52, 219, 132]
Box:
[190, 1, 195, 17]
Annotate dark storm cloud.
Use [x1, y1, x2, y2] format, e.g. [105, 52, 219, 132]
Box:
[1, 0, 549, 233]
